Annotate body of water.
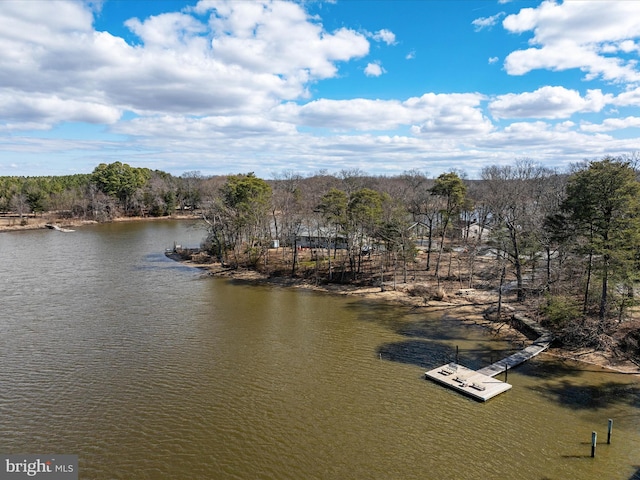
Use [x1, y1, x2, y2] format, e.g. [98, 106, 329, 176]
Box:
[1, 220, 639, 479]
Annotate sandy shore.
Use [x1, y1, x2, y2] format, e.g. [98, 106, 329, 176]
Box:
[0, 214, 197, 232]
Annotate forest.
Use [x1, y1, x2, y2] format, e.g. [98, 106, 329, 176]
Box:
[2, 157, 640, 361]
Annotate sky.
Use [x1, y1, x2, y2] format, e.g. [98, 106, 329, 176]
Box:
[1, 0, 640, 179]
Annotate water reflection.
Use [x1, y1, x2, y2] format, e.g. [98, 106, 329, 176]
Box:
[349, 299, 520, 370]
[380, 338, 455, 368]
[536, 379, 640, 410]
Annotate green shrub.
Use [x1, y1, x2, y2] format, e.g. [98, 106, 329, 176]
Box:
[540, 295, 581, 329]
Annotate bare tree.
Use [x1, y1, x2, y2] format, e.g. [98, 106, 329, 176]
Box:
[481, 159, 555, 302]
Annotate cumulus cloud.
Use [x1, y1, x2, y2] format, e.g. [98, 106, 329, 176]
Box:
[613, 87, 640, 107]
[580, 116, 640, 133]
[273, 92, 492, 136]
[475, 120, 620, 164]
[1, 0, 639, 179]
[0, 0, 371, 127]
[503, 1, 640, 83]
[114, 114, 298, 139]
[0, 92, 121, 126]
[275, 98, 405, 131]
[124, 12, 207, 50]
[364, 62, 386, 77]
[408, 93, 494, 136]
[371, 29, 396, 45]
[489, 86, 612, 119]
[199, 1, 369, 79]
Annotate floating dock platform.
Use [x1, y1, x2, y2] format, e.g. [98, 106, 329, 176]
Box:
[425, 314, 555, 401]
[425, 362, 512, 401]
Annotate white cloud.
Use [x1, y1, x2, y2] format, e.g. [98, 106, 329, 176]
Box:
[124, 13, 207, 50]
[489, 86, 611, 119]
[1, 0, 639, 179]
[472, 12, 505, 32]
[114, 114, 298, 139]
[488, 56, 499, 64]
[98, 111, 636, 179]
[555, 121, 575, 132]
[0, 92, 121, 127]
[613, 87, 640, 107]
[407, 93, 494, 136]
[580, 116, 640, 133]
[474, 120, 626, 167]
[0, 0, 371, 127]
[272, 92, 492, 136]
[406, 50, 416, 60]
[199, 1, 369, 79]
[503, 1, 640, 84]
[364, 62, 385, 77]
[371, 29, 396, 45]
[276, 98, 404, 131]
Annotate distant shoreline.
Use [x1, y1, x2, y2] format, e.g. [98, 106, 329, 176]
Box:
[0, 214, 197, 233]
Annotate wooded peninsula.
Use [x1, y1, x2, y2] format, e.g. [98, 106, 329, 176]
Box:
[3, 157, 640, 371]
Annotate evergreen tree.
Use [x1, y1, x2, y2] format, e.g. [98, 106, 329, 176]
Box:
[430, 172, 466, 282]
[560, 157, 640, 321]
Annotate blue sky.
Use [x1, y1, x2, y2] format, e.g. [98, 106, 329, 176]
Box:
[1, 0, 640, 179]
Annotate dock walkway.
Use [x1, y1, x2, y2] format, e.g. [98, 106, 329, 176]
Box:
[477, 333, 554, 377]
[426, 313, 554, 400]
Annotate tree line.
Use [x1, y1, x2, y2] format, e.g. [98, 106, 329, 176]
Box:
[3, 157, 640, 355]
[197, 157, 640, 355]
[0, 162, 202, 220]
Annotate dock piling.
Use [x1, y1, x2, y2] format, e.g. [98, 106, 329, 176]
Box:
[607, 419, 613, 444]
[591, 431, 597, 458]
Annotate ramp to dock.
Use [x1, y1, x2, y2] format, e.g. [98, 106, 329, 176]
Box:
[477, 333, 554, 377]
[425, 318, 554, 400]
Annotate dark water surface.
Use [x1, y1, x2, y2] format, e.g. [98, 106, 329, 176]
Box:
[1, 220, 639, 479]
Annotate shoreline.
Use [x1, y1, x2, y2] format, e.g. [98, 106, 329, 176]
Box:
[4, 217, 637, 376]
[172, 254, 640, 377]
[0, 214, 198, 232]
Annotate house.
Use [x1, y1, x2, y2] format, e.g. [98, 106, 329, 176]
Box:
[294, 226, 348, 249]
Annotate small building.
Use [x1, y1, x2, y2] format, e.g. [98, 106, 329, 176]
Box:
[463, 222, 490, 241]
[295, 228, 347, 249]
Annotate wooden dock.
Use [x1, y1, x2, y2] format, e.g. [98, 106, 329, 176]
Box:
[426, 316, 554, 400]
[477, 333, 554, 377]
[424, 363, 512, 401]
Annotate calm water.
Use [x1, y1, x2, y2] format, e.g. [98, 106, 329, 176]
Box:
[1, 220, 639, 479]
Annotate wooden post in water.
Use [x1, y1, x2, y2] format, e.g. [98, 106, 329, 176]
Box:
[504, 365, 508, 383]
[455, 345, 459, 364]
[607, 419, 613, 444]
[591, 431, 597, 458]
